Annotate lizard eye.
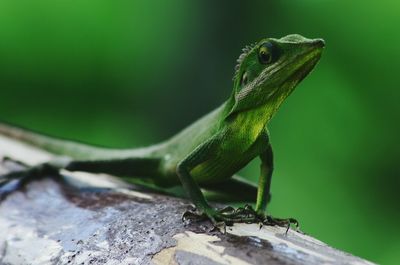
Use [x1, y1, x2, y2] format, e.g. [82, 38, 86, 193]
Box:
[241, 72, 248, 86]
[258, 42, 276, 64]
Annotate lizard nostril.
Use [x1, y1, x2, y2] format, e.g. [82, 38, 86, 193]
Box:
[313, 39, 325, 48]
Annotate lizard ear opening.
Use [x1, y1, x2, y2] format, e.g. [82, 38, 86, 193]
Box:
[240, 72, 248, 87]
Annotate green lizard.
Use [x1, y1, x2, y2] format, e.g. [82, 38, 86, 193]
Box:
[0, 34, 324, 226]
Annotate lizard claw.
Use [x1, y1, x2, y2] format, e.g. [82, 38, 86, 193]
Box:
[263, 215, 301, 234]
[0, 163, 61, 200]
[218, 206, 236, 215]
[181, 205, 302, 235]
[182, 208, 207, 223]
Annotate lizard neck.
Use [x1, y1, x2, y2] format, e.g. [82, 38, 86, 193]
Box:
[223, 89, 291, 142]
[233, 106, 272, 140]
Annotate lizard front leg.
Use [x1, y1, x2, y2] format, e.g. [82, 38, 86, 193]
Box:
[176, 139, 219, 220]
[255, 144, 273, 214]
[255, 144, 299, 230]
[177, 137, 260, 226]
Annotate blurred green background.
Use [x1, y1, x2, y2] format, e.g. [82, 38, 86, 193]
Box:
[0, 0, 399, 263]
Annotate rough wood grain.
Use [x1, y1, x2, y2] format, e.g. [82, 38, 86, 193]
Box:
[0, 135, 375, 265]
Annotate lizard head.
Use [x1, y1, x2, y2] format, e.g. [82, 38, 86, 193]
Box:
[228, 34, 324, 118]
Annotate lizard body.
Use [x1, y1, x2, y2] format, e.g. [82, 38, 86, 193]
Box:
[0, 34, 324, 225]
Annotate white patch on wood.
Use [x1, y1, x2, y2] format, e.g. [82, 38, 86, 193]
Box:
[152, 231, 251, 265]
[0, 227, 62, 265]
[0, 135, 52, 165]
[0, 198, 62, 265]
[62, 170, 127, 188]
[62, 170, 153, 199]
[114, 188, 153, 200]
[228, 223, 334, 262]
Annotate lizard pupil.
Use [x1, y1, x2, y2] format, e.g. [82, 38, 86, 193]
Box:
[258, 42, 275, 64]
[259, 51, 271, 64]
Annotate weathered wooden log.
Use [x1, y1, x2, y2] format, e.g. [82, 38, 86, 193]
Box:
[0, 135, 375, 265]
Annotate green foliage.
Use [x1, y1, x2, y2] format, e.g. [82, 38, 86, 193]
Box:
[0, 1, 398, 263]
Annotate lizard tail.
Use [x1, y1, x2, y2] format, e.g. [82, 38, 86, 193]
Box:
[0, 122, 163, 160]
[0, 122, 108, 159]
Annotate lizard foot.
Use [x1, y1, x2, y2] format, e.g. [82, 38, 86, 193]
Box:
[261, 215, 301, 234]
[182, 204, 262, 230]
[0, 163, 60, 199]
[183, 204, 301, 234]
[1, 156, 30, 167]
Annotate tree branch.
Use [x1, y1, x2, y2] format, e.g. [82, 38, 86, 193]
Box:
[0, 135, 375, 265]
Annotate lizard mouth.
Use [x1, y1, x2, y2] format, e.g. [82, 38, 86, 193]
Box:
[288, 50, 322, 84]
[270, 46, 323, 98]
